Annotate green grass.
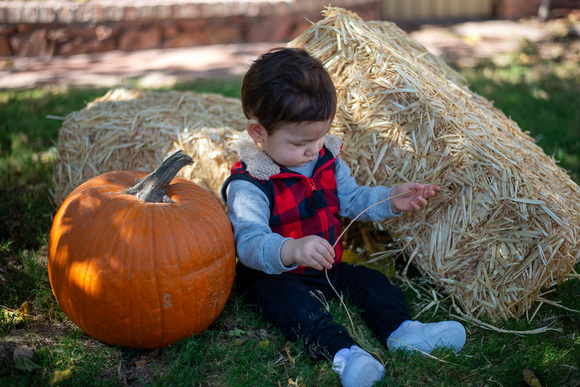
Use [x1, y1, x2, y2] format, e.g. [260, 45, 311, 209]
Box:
[0, 87, 110, 250]
[1, 44, 579, 386]
[459, 57, 580, 183]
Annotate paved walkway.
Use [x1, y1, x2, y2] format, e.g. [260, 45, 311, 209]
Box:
[0, 42, 279, 89]
[0, 19, 562, 89]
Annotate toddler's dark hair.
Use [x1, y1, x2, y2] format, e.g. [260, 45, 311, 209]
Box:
[241, 47, 337, 134]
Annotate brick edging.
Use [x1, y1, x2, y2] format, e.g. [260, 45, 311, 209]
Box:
[0, 0, 375, 25]
[0, 1, 381, 57]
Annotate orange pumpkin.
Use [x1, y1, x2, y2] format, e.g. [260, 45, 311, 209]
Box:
[48, 151, 235, 349]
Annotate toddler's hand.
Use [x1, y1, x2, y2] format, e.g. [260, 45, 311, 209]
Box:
[390, 182, 440, 213]
[280, 236, 335, 271]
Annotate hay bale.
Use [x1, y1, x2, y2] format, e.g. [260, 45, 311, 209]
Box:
[290, 7, 580, 322]
[53, 88, 245, 206]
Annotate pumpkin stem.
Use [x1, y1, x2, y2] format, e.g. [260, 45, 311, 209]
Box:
[125, 150, 193, 203]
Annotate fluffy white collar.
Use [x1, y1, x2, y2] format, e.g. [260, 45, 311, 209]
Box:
[236, 131, 343, 180]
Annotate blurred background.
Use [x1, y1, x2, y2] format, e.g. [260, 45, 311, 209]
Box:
[1, 0, 579, 89]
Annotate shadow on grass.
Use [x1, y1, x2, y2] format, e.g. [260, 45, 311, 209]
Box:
[0, 87, 110, 250]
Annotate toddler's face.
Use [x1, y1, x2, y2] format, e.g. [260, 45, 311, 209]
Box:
[260, 120, 331, 168]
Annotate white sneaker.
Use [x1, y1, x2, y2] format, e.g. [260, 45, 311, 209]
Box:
[334, 345, 384, 387]
[387, 320, 466, 354]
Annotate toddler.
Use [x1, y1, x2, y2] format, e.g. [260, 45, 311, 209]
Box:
[221, 47, 466, 387]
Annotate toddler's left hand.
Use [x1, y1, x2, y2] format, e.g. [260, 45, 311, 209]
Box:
[390, 182, 440, 213]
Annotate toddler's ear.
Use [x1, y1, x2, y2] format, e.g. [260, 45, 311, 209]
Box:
[247, 119, 267, 143]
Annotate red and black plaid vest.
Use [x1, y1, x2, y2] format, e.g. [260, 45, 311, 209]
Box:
[222, 145, 343, 275]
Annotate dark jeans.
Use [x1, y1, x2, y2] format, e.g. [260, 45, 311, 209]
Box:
[235, 261, 411, 361]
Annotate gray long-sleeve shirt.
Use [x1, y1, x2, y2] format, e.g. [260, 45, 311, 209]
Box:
[224, 155, 401, 275]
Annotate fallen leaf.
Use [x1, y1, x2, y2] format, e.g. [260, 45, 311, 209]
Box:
[134, 359, 149, 368]
[13, 345, 34, 362]
[283, 342, 295, 364]
[149, 349, 159, 358]
[385, 263, 396, 279]
[2, 301, 29, 325]
[341, 249, 358, 264]
[228, 328, 248, 337]
[18, 301, 29, 316]
[11, 345, 40, 372]
[50, 368, 73, 386]
[234, 338, 245, 346]
[523, 369, 542, 387]
[12, 356, 42, 372]
[361, 227, 376, 253]
[288, 377, 305, 387]
[259, 340, 270, 349]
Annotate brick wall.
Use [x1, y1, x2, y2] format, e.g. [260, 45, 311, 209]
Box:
[2, 0, 577, 57]
[0, 0, 380, 57]
[494, 0, 580, 20]
[495, 0, 543, 19]
[552, 0, 580, 8]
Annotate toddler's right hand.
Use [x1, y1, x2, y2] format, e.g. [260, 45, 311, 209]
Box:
[280, 235, 335, 271]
